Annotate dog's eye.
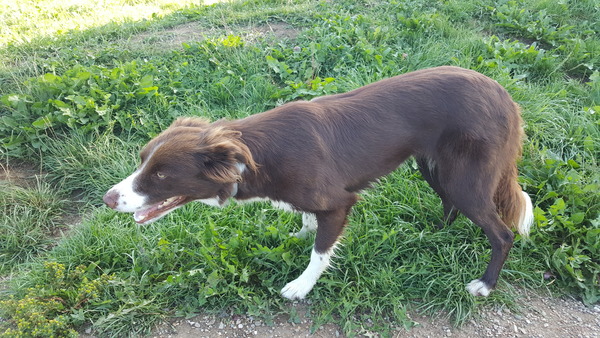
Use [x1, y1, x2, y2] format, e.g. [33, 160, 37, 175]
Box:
[156, 172, 166, 179]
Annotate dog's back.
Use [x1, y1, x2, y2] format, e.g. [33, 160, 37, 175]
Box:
[233, 67, 524, 212]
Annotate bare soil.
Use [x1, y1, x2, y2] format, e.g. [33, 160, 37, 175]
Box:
[147, 290, 600, 338]
[0, 161, 42, 188]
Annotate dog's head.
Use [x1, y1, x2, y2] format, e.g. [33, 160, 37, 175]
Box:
[103, 117, 256, 224]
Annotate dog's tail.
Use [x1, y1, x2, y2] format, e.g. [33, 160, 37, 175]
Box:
[494, 164, 534, 237]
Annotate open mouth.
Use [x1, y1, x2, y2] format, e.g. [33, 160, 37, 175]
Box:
[133, 196, 188, 224]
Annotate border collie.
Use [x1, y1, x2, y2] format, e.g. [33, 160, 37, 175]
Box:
[104, 66, 534, 299]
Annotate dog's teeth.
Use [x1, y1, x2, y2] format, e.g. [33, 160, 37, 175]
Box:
[157, 197, 179, 210]
[133, 212, 146, 223]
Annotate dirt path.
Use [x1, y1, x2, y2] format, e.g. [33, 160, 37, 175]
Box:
[149, 291, 600, 338]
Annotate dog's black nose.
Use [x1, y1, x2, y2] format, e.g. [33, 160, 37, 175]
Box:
[103, 190, 119, 209]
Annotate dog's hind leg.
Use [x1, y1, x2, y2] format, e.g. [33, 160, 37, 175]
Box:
[463, 209, 514, 296]
[281, 194, 357, 300]
[442, 167, 515, 296]
[416, 157, 459, 228]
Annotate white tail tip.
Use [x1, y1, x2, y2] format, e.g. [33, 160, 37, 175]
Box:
[518, 191, 534, 237]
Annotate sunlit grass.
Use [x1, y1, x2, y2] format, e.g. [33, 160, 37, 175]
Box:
[0, 0, 212, 47]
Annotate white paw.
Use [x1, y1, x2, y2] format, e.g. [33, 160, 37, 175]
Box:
[290, 229, 309, 238]
[466, 279, 491, 297]
[281, 247, 331, 300]
[281, 277, 315, 300]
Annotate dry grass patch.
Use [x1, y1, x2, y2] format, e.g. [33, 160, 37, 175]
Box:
[127, 21, 300, 51]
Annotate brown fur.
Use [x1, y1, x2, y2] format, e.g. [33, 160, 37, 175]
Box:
[107, 66, 532, 294]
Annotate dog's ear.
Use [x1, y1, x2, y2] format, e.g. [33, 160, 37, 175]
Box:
[171, 117, 211, 129]
[195, 129, 256, 183]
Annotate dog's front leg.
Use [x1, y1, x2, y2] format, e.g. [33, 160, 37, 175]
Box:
[290, 213, 318, 238]
[281, 201, 354, 300]
[280, 246, 334, 300]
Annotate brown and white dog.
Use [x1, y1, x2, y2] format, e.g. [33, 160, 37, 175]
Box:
[103, 66, 534, 300]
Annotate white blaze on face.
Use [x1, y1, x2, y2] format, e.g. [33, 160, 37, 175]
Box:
[105, 142, 163, 213]
[108, 170, 147, 213]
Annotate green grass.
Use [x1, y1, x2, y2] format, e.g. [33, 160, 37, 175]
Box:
[0, 178, 65, 272]
[0, 0, 599, 336]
